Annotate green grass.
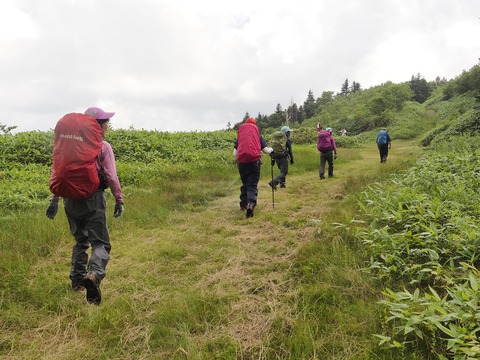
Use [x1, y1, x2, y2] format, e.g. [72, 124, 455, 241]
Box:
[1, 139, 422, 359]
[2, 68, 479, 358]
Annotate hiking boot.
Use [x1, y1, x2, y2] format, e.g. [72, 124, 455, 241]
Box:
[84, 273, 101, 305]
[72, 280, 85, 292]
[280, 182, 286, 188]
[246, 203, 255, 218]
[268, 181, 277, 190]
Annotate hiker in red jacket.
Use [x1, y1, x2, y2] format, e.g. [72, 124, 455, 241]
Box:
[45, 107, 124, 305]
[234, 117, 273, 218]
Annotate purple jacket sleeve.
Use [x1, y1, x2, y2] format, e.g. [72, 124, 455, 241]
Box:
[96, 141, 124, 203]
[331, 136, 337, 154]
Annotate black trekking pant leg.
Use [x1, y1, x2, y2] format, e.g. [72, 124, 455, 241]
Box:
[378, 144, 389, 162]
[238, 161, 261, 206]
[273, 156, 289, 184]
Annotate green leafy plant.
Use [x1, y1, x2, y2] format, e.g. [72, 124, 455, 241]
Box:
[377, 264, 480, 359]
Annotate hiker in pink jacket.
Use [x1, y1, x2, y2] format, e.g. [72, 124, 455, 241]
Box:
[45, 107, 124, 305]
[316, 125, 337, 179]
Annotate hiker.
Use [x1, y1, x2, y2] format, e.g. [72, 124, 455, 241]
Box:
[45, 107, 124, 305]
[234, 117, 273, 218]
[269, 125, 294, 190]
[376, 128, 391, 163]
[317, 125, 337, 179]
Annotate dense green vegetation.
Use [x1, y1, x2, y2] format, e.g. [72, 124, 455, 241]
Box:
[1, 62, 479, 359]
[348, 138, 480, 358]
[236, 68, 451, 134]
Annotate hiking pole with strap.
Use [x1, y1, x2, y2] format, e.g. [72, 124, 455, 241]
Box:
[270, 156, 275, 209]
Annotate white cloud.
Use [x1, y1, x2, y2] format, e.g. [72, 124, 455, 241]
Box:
[0, 0, 37, 41]
[1, 0, 479, 133]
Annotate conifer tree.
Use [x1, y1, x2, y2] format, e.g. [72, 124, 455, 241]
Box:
[303, 89, 316, 119]
[409, 73, 431, 103]
[351, 81, 361, 93]
[340, 79, 350, 95]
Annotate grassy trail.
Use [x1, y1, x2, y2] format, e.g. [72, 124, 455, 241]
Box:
[5, 141, 420, 359]
[173, 141, 418, 353]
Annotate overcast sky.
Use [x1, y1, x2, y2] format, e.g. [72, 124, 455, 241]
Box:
[1, 0, 479, 133]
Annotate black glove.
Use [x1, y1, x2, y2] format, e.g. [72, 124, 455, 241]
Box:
[290, 159, 294, 165]
[46, 199, 59, 219]
[334, 154, 338, 160]
[114, 202, 124, 218]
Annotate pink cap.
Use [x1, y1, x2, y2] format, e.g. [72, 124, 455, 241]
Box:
[84, 107, 115, 120]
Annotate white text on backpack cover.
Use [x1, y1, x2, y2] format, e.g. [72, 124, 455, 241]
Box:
[60, 133, 84, 142]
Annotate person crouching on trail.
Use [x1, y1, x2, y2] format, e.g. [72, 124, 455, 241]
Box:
[234, 117, 273, 218]
[46, 107, 124, 305]
[269, 125, 294, 189]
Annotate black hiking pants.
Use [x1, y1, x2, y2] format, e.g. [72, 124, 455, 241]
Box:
[238, 161, 261, 207]
[378, 144, 389, 163]
[64, 190, 111, 285]
[319, 150, 334, 178]
[272, 156, 289, 186]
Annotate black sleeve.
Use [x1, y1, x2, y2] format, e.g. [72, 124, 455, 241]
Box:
[287, 139, 293, 161]
[260, 135, 268, 149]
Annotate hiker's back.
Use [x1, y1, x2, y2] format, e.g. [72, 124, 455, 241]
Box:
[49, 113, 103, 199]
[236, 122, 261, 163]
[317, 130, 332, 152]
[376, 130, 388, 145]
[269, 131, 287, 158]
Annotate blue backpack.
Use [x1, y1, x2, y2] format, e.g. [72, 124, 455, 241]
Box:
[376, 130, 388, 145]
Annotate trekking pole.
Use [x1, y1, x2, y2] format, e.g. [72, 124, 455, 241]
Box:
[271, 157, 275, 209]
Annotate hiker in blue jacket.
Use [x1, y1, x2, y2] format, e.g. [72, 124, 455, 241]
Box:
[376, 128, 392, 163]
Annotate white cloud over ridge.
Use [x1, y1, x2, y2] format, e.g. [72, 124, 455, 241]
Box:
[1, 0, 479, 133]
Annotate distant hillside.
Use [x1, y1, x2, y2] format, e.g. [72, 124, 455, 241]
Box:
[243, 63, 480, 147]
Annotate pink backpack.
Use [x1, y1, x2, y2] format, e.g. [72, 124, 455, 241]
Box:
[236, 123, 261, 163]
[317, 130, 332, 152]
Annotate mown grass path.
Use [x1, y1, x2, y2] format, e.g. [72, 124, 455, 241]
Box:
[157, 141, 419, 353]
[6, 140, 420, 359]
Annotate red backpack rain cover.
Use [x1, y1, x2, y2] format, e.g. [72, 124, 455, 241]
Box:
[236, 122, 261, 163]
[49, 113, 103, 199]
